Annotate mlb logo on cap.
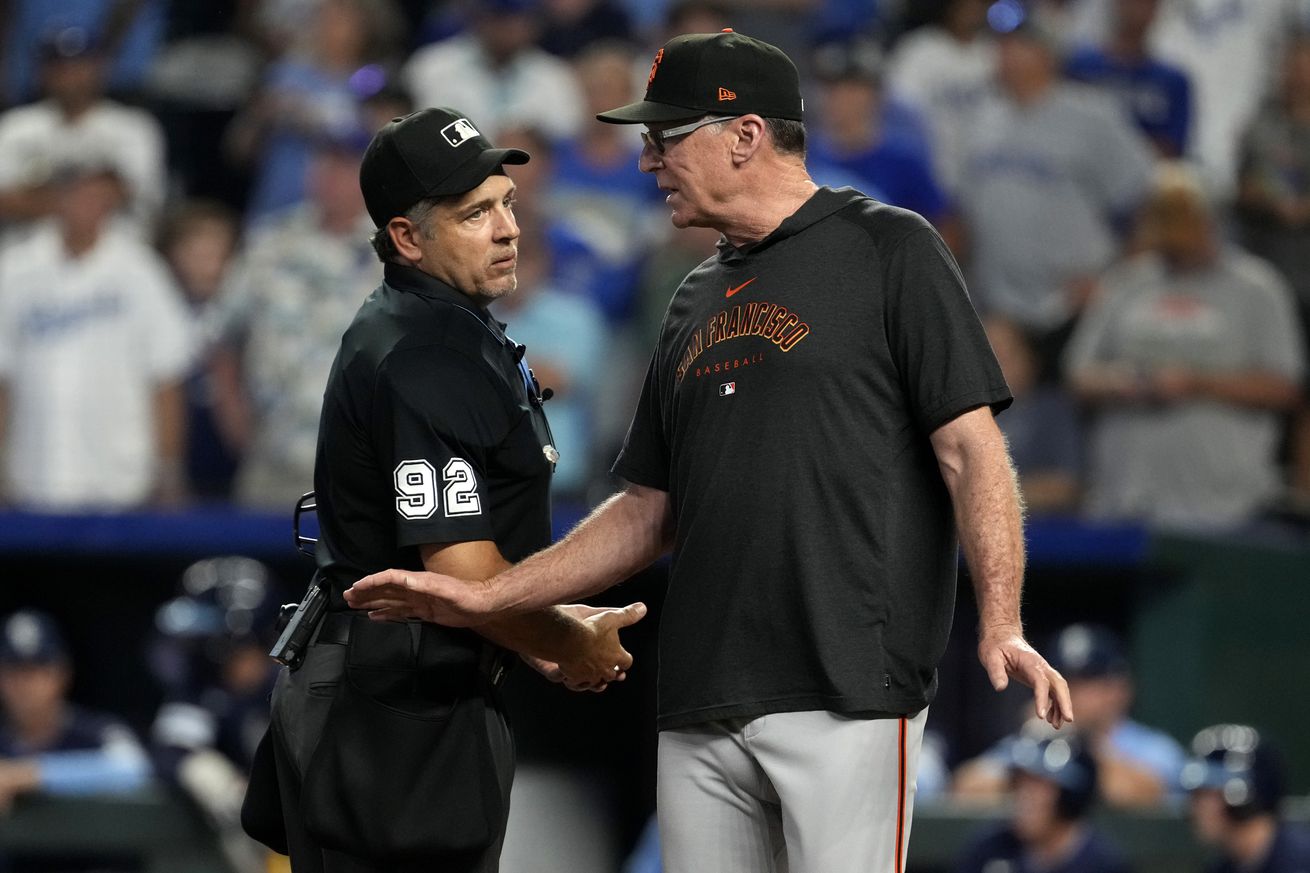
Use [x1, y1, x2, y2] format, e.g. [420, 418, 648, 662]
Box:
[441, 118, 480, 147]
[719, 382, 736, 396]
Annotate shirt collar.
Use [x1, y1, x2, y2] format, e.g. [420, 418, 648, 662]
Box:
[383, 262, 510, 345]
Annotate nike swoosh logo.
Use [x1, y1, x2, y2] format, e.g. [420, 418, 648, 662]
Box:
[725, 277, 756, 298]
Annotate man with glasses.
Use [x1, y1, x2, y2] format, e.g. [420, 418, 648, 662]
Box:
[347, 31, 1073, 873]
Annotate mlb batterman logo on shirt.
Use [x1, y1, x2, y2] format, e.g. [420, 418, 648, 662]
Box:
[441, 118, 480, 147]
[719, 382, 736, 396]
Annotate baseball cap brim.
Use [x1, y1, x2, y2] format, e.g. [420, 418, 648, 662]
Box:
[432, 146, 531, 196]
[596, 100, 720, 125]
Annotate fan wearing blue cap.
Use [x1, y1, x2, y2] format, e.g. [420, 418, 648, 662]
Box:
[0, 610, 150, 815]
[1184, 725, 1310, 873]
[955, 733, 1132, 873]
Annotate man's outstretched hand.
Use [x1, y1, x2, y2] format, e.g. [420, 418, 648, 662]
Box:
[978, 625, 1074, 729]
[345, 569, 492, 626]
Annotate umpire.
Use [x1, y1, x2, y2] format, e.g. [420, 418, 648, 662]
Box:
[252, 107, 645, 873]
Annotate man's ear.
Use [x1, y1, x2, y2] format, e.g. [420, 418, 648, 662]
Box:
[729, 115, 767, 165]
[389, 217, 424, 263]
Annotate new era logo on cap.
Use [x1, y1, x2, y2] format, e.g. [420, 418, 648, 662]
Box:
[442, 118, 481, 147]
[718, 87, 736, 101]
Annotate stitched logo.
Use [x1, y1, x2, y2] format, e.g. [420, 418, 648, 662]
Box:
[647, 48, 664, 87]
[718, 87, 737, 101]
[725, 277, 756, 298]
[441, 118, 480, 147]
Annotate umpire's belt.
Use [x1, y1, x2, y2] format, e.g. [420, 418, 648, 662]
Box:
[312, 611, 512, 687]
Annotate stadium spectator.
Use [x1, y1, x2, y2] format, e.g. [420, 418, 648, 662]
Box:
[957, 10, 1155, 375]
[1, 0, 166, 105]
[1064, 164, 1305, 528]
[208, 128, 376, 510]
[954, 624, 1187, 808]
[1064, 0, 1192, 158]
[490, 223, 607, 501]
[0, 609, 151, 811]
[539, 0, 636, 57]
[1236, 34, 1310, 504]
[148, 557, 283, 873]
[1147, 0, 1291, 195]
[225, 0, 405, 221]
[954, 733, 1133, 873]
[402, 0, 584, 142]
[549, 43, 668, 322]
[1183, 724, 1310, 873]
[158, 200, 243, 501]
[984, 316, 1082, 513]
[0, 25, 166, 235]
[0, 159, 192, 511]
[807, 39, 957, 245]
[885, 0, 996, 194]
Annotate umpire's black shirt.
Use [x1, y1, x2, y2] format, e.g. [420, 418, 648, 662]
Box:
[313, 262, 554, 611]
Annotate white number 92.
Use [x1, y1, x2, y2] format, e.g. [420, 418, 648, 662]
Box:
[394, 458, 482, 519]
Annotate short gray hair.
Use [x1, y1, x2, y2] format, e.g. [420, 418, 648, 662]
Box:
[369, 196, 444, 263]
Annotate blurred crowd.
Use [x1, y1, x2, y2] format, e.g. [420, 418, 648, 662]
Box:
[0, 0, 1308, 533]
[4, 597, 1307, 873]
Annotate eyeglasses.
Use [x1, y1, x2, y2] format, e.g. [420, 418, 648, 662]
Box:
[640, 115, 736, 154]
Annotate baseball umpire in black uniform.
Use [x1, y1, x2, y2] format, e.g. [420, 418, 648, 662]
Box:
[250, 107, 646, 873]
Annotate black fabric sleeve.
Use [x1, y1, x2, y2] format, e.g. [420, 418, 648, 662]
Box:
[884, 227, 1012, 433]
[611, 348, 671, 490]
[376, 345, 515, 548]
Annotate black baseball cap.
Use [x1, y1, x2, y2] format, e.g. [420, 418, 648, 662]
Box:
[359, 107, 530, 227]
[597, 29, 803, 125]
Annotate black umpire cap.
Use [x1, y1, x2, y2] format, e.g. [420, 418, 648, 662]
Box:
[597, 29, 804, 124]
[359, 107, 530, 227]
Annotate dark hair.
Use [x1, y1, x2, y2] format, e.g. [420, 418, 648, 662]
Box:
[369, 196, 443, 263]
[765, 117, 806, 158]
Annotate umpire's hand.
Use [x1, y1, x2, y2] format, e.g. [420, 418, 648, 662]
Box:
[978, 626, 1075, 730]
[527, 602, 648, 693]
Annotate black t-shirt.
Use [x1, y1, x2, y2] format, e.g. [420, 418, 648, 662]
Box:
[613, 187, 1012, 730]
[313, 263, 555, 611]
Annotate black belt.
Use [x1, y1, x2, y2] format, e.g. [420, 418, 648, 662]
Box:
[309, 611, 512, 688]
[314, 610, 354, 646]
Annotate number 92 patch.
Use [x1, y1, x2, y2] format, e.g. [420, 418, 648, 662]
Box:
[394, 458, 482, 520]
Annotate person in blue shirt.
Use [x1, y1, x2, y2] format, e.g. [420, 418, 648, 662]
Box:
[1064, 0, 1192, 158]
[955, 734, 1134, 873]
[954, 624, 1187, 808]
[806, 39, 959, 249]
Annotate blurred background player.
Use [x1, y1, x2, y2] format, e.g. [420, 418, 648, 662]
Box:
[0, 609, 152, 871]
[954, 733, 1134, 873]
[1183, 724, 1310, 873]
[954, 623, 1186, 808]
[148, 556, 285, 873]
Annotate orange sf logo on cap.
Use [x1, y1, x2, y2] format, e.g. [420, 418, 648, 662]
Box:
[647, 48, 664, 87]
